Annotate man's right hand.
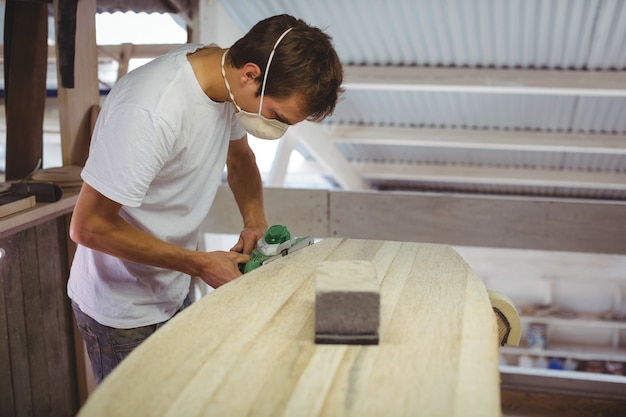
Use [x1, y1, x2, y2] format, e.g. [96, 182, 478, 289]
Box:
[193, 250, 249, 288]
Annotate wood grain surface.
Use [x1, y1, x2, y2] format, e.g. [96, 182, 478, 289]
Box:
[78, 238, 500, 417]
[1, 216, 78, 416]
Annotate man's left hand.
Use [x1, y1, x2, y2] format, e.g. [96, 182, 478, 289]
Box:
[231, 226, 266, 254]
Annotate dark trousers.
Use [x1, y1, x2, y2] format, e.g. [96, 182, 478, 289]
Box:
[72, 297, 191, 384]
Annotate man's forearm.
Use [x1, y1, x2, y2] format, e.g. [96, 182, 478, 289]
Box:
[230, 178, 266, 228]
[70, 183, 247, 287]
[71, 199, 195, 275]
[227, 142, 268, 229]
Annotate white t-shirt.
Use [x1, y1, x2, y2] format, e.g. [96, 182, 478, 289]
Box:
[68, 44, 246, 329]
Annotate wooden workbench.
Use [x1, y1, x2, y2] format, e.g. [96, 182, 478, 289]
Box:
[78, 238, 500, 417]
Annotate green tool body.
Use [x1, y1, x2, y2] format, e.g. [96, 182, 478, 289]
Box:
[243, 225, 314, 273]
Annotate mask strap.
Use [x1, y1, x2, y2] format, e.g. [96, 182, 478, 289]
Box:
[258, 27, 294, 115]
[221, 50, 242, 112]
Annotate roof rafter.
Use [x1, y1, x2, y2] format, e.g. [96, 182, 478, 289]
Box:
[328, 126, 626, 154]
[286, 122, 369, 191]
[344, 65, 626, 97]
[356, 163, 626, 191]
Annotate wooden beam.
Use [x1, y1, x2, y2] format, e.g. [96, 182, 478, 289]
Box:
[330, 126, 626, 155]
[328, 191, 626, 254]
[501, 367, 626, 401]
[344, 65, 626, 97]
[356, 163, 626, 191]
[289, 122, 369, 191]
[266, 134, 296, 187]
[202, 185, 626, 255]
[54, 0, 100, 167]
[0, 44, 179, 63]
[189, 0, 242, 45]
[501, 389, 626, 416]
[3, 45, 623, 99]
[115, 43, 134, 80]
[96, 44, 175, 61]
[163, 0, 192, 27]
[200, 186, 329, 239]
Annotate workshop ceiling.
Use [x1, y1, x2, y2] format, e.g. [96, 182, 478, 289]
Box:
[98, 0, 626, 200]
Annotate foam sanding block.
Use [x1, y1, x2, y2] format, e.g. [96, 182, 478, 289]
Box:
[315, 260, 380, 345]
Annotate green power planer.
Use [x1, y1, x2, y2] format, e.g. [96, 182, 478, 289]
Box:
[242, 225, 315, 273]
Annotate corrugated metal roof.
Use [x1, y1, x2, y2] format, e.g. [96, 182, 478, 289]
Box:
[219, 0, 626, 200]
[220, 0, 626, 69]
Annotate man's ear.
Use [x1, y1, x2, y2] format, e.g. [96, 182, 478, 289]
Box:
[240, 62, 261, 85]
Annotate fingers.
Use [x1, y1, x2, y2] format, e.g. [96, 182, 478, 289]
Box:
[241, 237, 257, 255]
[231, 228, 265, 255]
[196, 251, 250, 288]
[232, 252, 249, 265]
[230, 239, 254, 255]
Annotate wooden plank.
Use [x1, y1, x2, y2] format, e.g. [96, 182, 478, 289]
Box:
[201, 186, 329, 238]
[2, 230, 34, 417]
[3, 1, 48, 180]
[76, 239, 500, 416]
[0, 235, 16, 416]
[0, 191, 78, 240]
[35, 218, 78, 415]
[53, 0, 99, 166]
[115, 43, 133, 80]
[500, 366, 626, 401]
[20, 224, 51, 415]
[202, 186, 626, 255]
[0, 217, 80, 417]
[501, 390, 626, 415]
[329, 191, 626, 254]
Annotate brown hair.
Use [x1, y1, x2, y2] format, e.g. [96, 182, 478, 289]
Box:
[228, 14, 344, 122]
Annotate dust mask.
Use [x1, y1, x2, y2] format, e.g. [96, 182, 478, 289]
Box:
[221, 27, 293, 140]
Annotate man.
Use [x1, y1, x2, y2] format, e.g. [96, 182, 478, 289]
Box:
[68, 14, 343, 384]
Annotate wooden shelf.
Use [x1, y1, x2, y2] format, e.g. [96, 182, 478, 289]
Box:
[520, 314, 626, 330]
[500, 365, 626, 400]
[501, 345, 626, 363]
[501, 308, 626, 392]
[0, 189, 78, 239]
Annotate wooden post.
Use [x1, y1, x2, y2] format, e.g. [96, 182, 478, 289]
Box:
[53, 0, 99, 403]
[53, 0, 100, 167]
